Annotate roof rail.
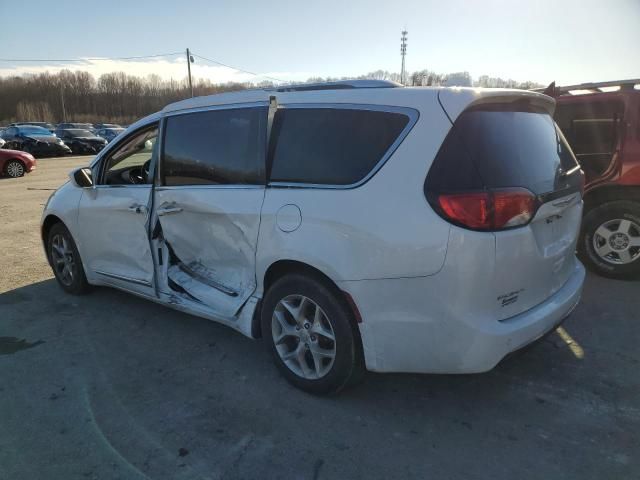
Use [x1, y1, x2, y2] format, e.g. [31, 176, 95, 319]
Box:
[266, 79, 402, 93]
[535, 79, 640, 97]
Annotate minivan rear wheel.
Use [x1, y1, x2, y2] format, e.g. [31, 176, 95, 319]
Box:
[580, 201, 640, 279]
[261, 274, 364, 394]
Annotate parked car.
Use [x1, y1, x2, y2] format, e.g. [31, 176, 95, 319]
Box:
[0, 137, 5, 149]
[95, 127, 125, 143]
[56, 128, 107, 154]
[41, 81, 586, 394]
[93, 123, 122, 130]
[2, 125, 71, 157]
[56, 122, 96, 133]
[10, 121, 55, 132]
[545, 79, 640, 278]
[0, 148, 36, 177]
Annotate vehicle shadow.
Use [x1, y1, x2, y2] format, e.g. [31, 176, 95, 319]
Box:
[1, 275, 637, 479]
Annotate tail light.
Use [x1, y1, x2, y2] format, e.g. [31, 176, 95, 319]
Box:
[436, 188, 538, 231]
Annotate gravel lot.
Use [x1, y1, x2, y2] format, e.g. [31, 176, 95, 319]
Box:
[1, 156, 639, 479]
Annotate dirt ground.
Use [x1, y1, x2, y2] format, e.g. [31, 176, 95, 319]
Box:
[0, 156, 639, 479]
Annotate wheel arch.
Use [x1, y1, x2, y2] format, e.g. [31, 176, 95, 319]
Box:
[584, 185, 640, 212]
[41, 214, 65, 254]
[252, 259, 363, 343]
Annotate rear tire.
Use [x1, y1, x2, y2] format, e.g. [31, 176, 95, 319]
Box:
[4, 160, 25, 178]
[579, 200, 640, 279]
[47, 223, 91, 294]
[261, 273, 365, 395]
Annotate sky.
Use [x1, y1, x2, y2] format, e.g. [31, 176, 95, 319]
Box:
[1, 0, 638, 86]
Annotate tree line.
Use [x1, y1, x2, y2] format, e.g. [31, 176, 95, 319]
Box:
[0, 69, 543, 125]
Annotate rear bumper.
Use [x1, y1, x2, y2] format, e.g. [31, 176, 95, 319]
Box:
[339, 260, 585, 374]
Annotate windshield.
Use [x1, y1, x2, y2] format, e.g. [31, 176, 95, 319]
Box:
[64, 129, 94, 137]
[19, 126, 51, 135]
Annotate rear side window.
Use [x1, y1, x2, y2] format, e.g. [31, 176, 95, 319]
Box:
[162, 107, 266, 186]
[269, 108, 410, 185]
[426, 105, 580, 196]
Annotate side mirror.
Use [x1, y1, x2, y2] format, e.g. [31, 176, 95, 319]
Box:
[70, 167, 93, 188]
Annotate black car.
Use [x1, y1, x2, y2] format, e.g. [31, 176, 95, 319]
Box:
[1, 125, 71, 157]
[55, 129, 107, 154]
[10, 121, 55, 132]
[56, 123, 97, 134]
[95, 127, 125, 143]
[93, 123, 122, 130]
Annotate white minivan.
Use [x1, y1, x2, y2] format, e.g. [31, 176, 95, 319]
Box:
[42, 81, 586, 394]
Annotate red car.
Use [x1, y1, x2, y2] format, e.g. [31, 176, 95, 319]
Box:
[0, 149, 37, 178]
[547, 79, 640, 278]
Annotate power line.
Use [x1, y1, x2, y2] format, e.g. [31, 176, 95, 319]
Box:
[0, 52, 184, 62]
[190, 52, 285, 83]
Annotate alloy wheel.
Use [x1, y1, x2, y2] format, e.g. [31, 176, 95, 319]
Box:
[271, 294, 337, 380]
[50, 233, 75, 286]
[6, 161, 24, 178]
[592, 218, 640, 265]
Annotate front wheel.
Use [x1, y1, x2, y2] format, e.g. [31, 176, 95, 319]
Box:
[261, 274, 364, 394]
[579, 200, 640, 279]
[47, 223, 91, 294]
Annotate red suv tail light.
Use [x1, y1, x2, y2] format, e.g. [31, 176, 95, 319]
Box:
[437, 188, 538, 231]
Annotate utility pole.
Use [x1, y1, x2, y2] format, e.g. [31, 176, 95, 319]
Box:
[60, 83, 67, 122]
[186, 48, 194, 98]
[400, 30, 408, 85]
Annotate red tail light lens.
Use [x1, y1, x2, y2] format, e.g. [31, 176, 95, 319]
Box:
[437, 188, 538, 230]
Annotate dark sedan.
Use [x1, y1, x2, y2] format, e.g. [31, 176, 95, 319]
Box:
[55, 129, 107, 155]
[1, 125, 71, 157]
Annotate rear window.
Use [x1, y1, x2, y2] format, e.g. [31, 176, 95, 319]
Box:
[269, 108, 410, 185]
[426, 106, 580, 196]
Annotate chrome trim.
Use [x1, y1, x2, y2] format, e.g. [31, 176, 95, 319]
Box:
[267, 103, 420, 190]
[155, 185, 264, 191]
[163, 101, 269, 117]
[94, 270, 152, 287]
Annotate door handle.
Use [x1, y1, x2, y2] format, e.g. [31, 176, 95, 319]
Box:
[127, 204, 148, 214]
[157, 206, 183, 216]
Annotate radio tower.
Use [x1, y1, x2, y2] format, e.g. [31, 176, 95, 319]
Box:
[400, 29, 408, 85]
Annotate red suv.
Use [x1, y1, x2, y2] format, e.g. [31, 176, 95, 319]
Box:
[547, 79, 640, 278]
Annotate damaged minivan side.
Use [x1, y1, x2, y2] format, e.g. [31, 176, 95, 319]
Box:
[42, 81, 585, 394]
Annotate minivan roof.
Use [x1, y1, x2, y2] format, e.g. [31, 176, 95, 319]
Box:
[163, 83, 554, 117]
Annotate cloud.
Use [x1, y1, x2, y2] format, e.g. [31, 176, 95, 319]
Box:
[0, 57, 314, 84]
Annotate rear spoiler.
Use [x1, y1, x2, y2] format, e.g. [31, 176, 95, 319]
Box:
[533, 79, 640, 98]
[438, 88, 556, 123]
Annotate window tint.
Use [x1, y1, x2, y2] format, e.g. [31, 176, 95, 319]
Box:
[162, 107, 266, 186]
[269, 108, 410, 185]
[426, 106, 580, 196]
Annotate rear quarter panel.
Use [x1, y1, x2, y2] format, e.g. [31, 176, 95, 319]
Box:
[255, 90, 453, 291]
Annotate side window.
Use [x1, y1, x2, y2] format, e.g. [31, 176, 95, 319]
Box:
[162, 107, 266, 186]
[100, 125, 158, 185]
[269, 108, 411, 185]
